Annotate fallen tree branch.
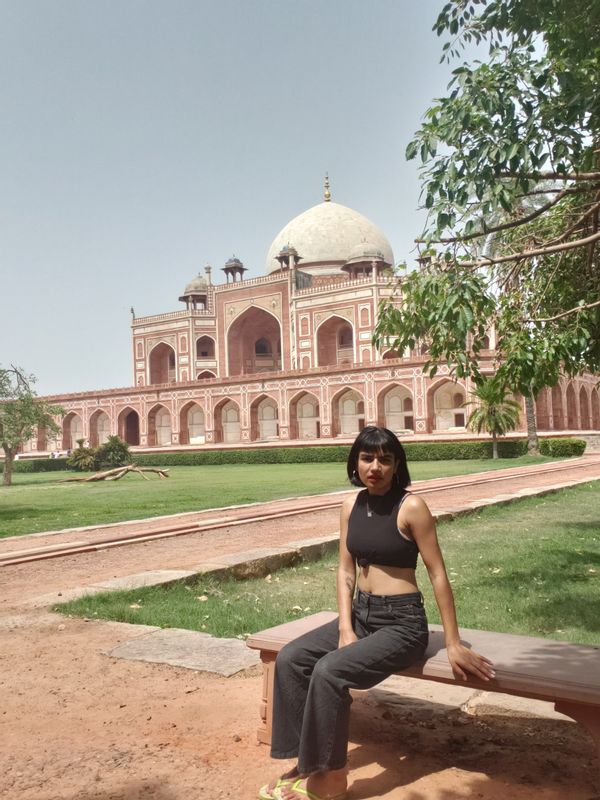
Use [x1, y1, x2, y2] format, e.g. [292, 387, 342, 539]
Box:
[61, 464, 170, 483]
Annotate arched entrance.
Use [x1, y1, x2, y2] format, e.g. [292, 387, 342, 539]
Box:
[196, 336, 215, 359]
[378, 385, 414, 432]
[62, 412, 83, 450]
[316, 316, 354, 367]
[566, 383, 577, 429]
[118, 407, 140, 446]
[535, 388, 551, 431]
[429, 382, 466, 432]
[149, 342, 176, 385]
[289, 391, 320, 440]
[179, 402, 205, 445]
[148, 405, 172, 446]
[214, 399, 241, 443]
[579, 387, 590, 430]
[551, 385, 564, 430]
[250, 395, 279, 441]
[89, 410, 111, 447]
[332, 389, 364, 437]
[592, 389, 600, 429]
[227, 308, 281, 376]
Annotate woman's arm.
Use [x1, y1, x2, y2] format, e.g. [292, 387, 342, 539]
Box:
[337, 495, 358, 648]
[403, 495, 495, 681]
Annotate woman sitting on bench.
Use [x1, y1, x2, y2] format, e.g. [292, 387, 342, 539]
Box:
[259, 426, 495, 800]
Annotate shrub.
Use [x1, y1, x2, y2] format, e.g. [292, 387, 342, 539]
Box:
[95, 435, 132, 470]
[539, 438, 586, 457]
[67, 445, 97, 472]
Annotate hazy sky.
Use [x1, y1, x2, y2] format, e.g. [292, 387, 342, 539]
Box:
[3, 1, 471, 396]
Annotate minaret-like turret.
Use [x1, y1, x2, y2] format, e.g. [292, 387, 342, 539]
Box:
[222, 256, 247, 283]
[275, 243, 302, 271]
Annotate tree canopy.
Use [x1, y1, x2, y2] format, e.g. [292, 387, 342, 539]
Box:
[375, 0, 600, 396]
[0, 366, 64, 486]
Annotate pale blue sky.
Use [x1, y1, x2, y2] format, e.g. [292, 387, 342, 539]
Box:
[3, 1, 471, 395]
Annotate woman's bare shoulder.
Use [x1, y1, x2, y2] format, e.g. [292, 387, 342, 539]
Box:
[401, 492, 433, 517]
[341, 492, 359, 513]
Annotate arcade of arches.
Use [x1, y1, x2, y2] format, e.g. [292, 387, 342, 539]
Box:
[25, 377, 600, 453]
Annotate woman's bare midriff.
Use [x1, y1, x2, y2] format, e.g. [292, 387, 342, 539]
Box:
[356, 564, 419, 596]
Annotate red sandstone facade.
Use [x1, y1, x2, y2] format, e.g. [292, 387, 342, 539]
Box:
[22, 191, 600, 453]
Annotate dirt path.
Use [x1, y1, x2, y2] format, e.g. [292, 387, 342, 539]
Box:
[1, 460, 599, 799]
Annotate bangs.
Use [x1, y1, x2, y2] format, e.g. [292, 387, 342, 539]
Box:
[346, 425, 411, 489]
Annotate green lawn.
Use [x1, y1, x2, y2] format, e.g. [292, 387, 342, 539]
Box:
[0, 455, 557, 538]
[58, 481, 600, 646]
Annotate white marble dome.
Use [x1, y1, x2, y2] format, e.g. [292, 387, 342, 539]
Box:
[266, 201, 394, 275]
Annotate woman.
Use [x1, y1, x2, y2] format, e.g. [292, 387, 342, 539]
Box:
[259, 426, 494, 800]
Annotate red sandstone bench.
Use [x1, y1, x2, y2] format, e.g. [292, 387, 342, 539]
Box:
[246, 611, 600, 771]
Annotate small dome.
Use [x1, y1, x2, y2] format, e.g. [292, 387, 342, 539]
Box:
[182, 273, 208, 295]
[225, 256, 244, 269]
[345, 241, 385, 264]
[266, 201, 393, 275]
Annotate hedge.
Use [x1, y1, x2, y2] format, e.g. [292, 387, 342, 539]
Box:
[2, 437, 586, 473]
[538, 437, 587, 457]
[1, 458, 70, 474]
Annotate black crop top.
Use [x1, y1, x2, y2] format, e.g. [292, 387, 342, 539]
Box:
[346, 486, 419, 569]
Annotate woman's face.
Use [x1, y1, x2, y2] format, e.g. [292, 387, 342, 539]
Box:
[356, 448, 397, 493]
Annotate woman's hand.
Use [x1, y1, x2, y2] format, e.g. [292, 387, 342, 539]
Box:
[338, 629, 359, 648]
[446, 642, 495, 681]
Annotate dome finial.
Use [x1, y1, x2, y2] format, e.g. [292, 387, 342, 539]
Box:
[324, 172, 331, 202]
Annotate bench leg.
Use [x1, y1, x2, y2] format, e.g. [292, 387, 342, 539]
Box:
[257, 653, 276, 745]
[555, 701, 600, 777]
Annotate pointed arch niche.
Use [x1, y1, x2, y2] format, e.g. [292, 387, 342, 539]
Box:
[62, 412, 83, 450]
[179, 402, 205, 445]
[551, 385, 564, 430]
[316, 316, 354, 367]
[566, 383, 578, 429]
[428, 381, 466, 432]
[118, 407, 140, 446]
[592, 388, 600, 429]
[148, 404, 172, 446]
[377, 384, 414, 433]
[149, 342, 176, 385]
[289, 391, 320, 440]
[332, 388, 364, 437]
[89, 409, 111, 447]
[227, 308, 281, 376]
[214, 399, 241, 443]
[250, 395, 279, 441]
[579, 386, 591, 430]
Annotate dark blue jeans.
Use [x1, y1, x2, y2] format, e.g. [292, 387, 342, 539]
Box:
[270, 590, 429, 774]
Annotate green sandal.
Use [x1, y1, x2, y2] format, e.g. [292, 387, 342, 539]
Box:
[258, 777, 295, 800]
[272, 778, 347, 800]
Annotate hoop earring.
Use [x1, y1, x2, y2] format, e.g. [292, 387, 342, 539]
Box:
[352, 469, 358, 479]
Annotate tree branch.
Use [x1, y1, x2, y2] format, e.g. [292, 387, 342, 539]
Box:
[527, 298, 600, 323]
[462, 229, 600, 268]
[544, 200, 600, 246]
[417, 189, 574, 245]
[499, 171, 600, 182]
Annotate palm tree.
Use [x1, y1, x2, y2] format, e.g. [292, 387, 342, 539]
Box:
[465, 378, 522, 459]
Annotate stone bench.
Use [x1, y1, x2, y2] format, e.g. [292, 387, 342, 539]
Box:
[246, 611, 600, 771]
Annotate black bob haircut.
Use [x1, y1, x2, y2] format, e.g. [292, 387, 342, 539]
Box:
[346, 426, 411, 489]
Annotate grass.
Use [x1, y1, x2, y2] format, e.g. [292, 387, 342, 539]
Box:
[0, 455, 557, 538]
[58, 481, 600, 646]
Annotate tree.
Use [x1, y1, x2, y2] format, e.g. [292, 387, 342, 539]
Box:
[375, 0, 600, 442]
[0, 367, 64, 486]
[464, 378, 522, 458]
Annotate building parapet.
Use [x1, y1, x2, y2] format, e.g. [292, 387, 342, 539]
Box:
[133, 309, 215, 325]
